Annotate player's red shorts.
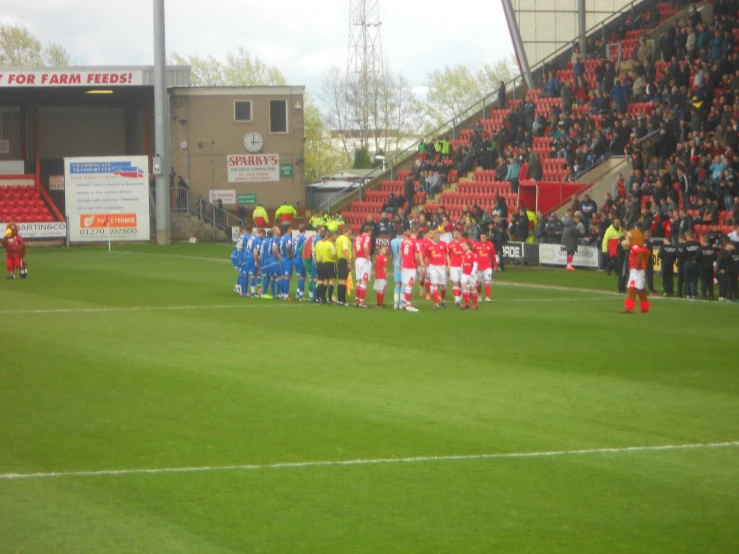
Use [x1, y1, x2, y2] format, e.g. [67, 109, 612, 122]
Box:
[6, 255, 21, 272]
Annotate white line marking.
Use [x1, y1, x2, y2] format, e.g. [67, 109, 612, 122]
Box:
[0, 303, 295, 315]
[0, 297, 613, 315]
[2, 441, 736, 480]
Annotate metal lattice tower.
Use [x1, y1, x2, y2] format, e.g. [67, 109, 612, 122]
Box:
[345, 0, 384, 144]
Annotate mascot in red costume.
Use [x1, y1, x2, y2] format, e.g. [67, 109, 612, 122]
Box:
[2, 226, 27, 280]
[621, 228, 650, 313]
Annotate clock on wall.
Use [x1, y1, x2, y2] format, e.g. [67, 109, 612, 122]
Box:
[244, 132, 264, 153]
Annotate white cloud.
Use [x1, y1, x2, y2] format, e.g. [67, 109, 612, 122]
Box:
[2, 0, 514, 94]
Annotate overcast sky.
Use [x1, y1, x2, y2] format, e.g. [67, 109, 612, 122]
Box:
[1, 0, 513, 97]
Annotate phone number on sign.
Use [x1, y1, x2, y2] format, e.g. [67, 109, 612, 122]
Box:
[79, 228, 139, 236]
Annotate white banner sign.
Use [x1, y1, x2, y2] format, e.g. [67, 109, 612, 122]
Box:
[227, 154, 279, 183]
[64, 156, 150, 242]
[539, 243, 599, 268]
[0, 160, 25, 175]
[209, 189, 236, 205]
[0, 70, 143, 87]
[13, 221, 67, 239]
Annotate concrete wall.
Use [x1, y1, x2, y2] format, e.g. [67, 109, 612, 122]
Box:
[170, 87, 305, 211]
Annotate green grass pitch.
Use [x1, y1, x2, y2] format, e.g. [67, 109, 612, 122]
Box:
[1, 244, 738, 553]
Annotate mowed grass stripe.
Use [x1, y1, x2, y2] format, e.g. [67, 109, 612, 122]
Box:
[1, 245, 738, 553]
[2, 447, 738, 553]
[2, 297, 737, 476]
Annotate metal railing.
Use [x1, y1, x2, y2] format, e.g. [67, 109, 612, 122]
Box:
[170, 186, 243, 235]
[330, 0, 665, 213]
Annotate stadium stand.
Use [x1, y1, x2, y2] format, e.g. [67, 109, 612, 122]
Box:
[340, 1, 697, 234]
[0, 180, 59, 223]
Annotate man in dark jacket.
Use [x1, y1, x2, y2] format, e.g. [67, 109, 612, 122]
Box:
[526, 154, 543, 181]
[492, 214, 509, 271]
[658, 237, 678, 296]
[561, 211, 586, 270]
[544, 213, 564, 244]
[497, 81, 506, 110]
[403, 175, 415, 215]
[512, 207, 529, 242]
[624, 196, 640, 229]
[681, 230, 701, 299]
[698, 235, 716, 300]
[535, 211, 547, 243]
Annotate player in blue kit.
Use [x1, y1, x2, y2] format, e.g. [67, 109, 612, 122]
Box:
[241, 225, 258, 297]
[231, 226, 247, 295]
[293, 225, 307, 301]
[279, 224, 294, 300]
[261, 227, 282, 299]
[251, 228, 265, 297]
[391, 235, 404, 309]
[233, 226, 253, 297]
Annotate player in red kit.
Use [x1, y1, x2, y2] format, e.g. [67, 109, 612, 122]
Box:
[373, 246, 388, 307]
[426, 231, 449, 309]
[447, 229, 466, 306]
[460, 240, 478, 309]
[415, 230, 431, 299]
[2, 227, 26, 280]
[353, 226, 373, 307]
[398, 227, 419, 312]
[474, 231, 497, 303]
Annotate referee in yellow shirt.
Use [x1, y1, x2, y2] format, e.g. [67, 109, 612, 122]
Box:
[335, 225, 353, 306]
[314, 232, 337, 304]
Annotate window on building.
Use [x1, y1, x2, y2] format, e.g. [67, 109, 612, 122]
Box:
[269, 100, 287, 133]
[234, 101, 252, 122]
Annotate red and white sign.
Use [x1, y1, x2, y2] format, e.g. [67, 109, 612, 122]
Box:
[49, 175, 65, 190]
[227, 154, 279, 183]
[0, 70, 143, 88]
[79, 214, 138, 229]
[208, 189, 236, 205]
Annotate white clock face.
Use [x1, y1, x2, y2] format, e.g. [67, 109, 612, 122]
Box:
[244, 132, 264, 153]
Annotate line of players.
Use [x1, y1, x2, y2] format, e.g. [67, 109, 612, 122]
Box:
[230, 223, 498, 311]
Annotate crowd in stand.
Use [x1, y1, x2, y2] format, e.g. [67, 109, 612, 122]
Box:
[339, 0, 739, 295]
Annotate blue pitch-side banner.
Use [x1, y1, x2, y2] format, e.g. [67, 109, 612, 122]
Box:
[69, 161, 144, 179]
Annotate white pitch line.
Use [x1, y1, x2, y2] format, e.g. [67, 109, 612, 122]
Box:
[0, 303, 295, 315]
[0, 297, 614, 315]
[1, 441, 736, 480]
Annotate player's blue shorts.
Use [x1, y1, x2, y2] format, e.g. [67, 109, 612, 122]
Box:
[262, 261, 278, 278]
[294, 258, 306, 277]
[281, 258, 293, 277]
[393, 263, 401, 283]
[242, 259, 256, 276]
